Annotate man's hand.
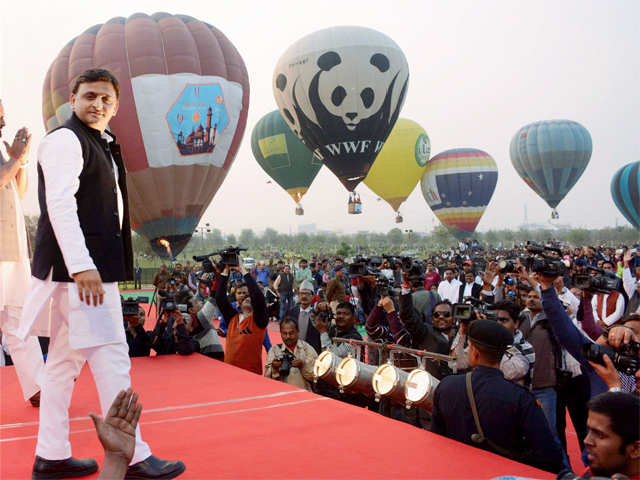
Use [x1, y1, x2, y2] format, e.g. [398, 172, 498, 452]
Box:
[3, 127, 31, 164]
[589, 354, 622, 389]
[379, 296, 395, 313]
[72, 269, 104, 306]
[89, 388, 141, 463]
[537, 274, 556, 291]
[271, 359, 282, 371]
[291, 358, 304, 369]
[624, 249, 633, 267]
[607, 326, 638, 349]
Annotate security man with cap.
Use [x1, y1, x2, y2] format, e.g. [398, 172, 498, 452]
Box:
[430, 320, 565, 474]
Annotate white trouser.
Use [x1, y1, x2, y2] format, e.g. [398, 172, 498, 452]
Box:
[0, 306, 44, 401]
[35, 286, 152, 464]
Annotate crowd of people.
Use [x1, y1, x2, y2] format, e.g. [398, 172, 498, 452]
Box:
[91, 240, 640, 478]
[0, 67, 638, 479]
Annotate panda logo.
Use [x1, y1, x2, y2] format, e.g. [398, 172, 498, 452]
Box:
[314, 50, 391, 131]
[274, 47, 407, 145]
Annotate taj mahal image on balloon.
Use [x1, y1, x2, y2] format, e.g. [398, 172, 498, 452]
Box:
[175, 106, 217, 155]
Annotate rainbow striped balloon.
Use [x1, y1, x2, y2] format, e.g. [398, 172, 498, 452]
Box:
[420, 148, 498, 238]
[611, 162, 640, 231]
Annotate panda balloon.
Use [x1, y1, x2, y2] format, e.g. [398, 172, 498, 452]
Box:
[273, 26, 409, 209]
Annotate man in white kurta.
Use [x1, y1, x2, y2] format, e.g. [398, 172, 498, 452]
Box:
[21, 70, 184, 480]
[0, 99, 44, 404]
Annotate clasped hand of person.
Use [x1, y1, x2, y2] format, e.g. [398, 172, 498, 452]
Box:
[4, 126, 31, 164]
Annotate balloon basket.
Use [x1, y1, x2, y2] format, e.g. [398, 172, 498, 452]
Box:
[395, 213, 403, 223]
[348, 193, 363, 215]
[295, 204, 304, 216]
[551, 209, 559, 220]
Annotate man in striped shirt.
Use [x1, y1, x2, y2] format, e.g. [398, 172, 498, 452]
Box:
[495, 301, 536, 388]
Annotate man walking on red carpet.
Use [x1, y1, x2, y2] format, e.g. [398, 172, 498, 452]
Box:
[19, 68, 185, 480]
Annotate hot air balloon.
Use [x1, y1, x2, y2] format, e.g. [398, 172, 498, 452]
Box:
[363, 118, 430, 223]
[421, 148, 498, 239]
[510, 120, 592, 219]
[251, 110, 322, 215]
[272, 26, 409, 213]
[611, 162, 640, 231]
[42, 12, 249, 257]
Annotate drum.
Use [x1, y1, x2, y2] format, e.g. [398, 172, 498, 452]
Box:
[404, 368, 439, 411]
[313, 351, 341, 386]
[372, 363, 409, 404]
[335, 357, 376, 395]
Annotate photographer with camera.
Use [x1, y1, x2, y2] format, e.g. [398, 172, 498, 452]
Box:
[124, 306, 152, 358]
[264, 317, 317, 391]
[216, 262, 268, 375]
[326, 264, 347, 313]
[150, 307, 198, 356]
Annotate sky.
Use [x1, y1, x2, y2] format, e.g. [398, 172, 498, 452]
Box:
[1, 0, 639, 235]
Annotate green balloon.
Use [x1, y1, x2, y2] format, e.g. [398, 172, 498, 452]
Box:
[251, 110, 322, 209]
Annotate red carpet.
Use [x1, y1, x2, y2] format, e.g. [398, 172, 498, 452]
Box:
[1, 355, 556, 479]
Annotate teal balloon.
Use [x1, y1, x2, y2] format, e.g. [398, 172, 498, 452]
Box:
[611, 162, 640, 230]
[510, 120, 592, 210]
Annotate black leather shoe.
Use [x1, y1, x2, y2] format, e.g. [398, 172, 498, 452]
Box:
[125, 455, 185, 480]
[32, 456, 98, 479]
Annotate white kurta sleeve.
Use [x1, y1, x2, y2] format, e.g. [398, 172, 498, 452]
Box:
[38, 129, 96, 276]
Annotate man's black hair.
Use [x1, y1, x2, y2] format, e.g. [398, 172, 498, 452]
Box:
[300, 258, 307, 263]
[235, 281, 247, 289]
[280, 317, 299, 330]
[587, 392, 640, 452]
[72, 68, 120, 99]
[469, 339, 506, 365]
[431, 300, 452, 314]
[494, 301, 520, 322]
[336, 301, 355, 315]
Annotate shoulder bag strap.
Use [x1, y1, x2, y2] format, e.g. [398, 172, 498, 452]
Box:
[465, 371, 522, 460]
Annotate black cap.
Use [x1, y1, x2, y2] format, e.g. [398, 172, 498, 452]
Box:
[468, 319, 514, 351]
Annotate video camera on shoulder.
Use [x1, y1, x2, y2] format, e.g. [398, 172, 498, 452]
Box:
[121, 296, 147, 316]
[347, 256, 373, 276]
[193, 245, 248, 272]
[523, 243, 566, 278]
[582, 338, 640, 376]
[462, 297, 497, 321]
[452, 303, 473, 323]
[572, 267, 618, 294]
[374, 274, 400, 297]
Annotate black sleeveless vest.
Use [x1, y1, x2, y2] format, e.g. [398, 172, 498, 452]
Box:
[32, 113, 133, 282]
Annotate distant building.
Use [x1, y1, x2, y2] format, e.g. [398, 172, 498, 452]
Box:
[176, 106, 217, 155]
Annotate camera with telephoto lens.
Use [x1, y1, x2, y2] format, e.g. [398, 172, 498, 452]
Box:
[582, 339, 640, 376]
[524, 244, 567, 277]
[193, 245, 248, 271]
[121, 296, 147, 316]
[276, 348, 296, 378]
[157, 290, 176, 312]
[572, 267, 618, 294]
